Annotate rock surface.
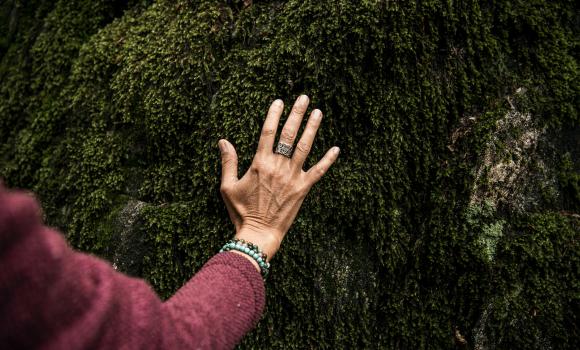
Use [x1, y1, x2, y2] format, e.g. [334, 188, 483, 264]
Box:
[1, 0, 578, 348]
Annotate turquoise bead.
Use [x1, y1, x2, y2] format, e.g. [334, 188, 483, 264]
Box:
[223, 239, 269, 279]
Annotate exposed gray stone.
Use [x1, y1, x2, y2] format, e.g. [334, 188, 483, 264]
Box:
[111, 199, 148, 276]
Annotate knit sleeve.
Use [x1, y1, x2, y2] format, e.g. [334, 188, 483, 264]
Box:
[0, 186, 266, 350]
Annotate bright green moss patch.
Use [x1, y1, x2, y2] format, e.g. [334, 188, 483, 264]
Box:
[1, 0, 578, 348]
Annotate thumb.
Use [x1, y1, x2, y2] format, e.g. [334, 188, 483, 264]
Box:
[218, 139, 238, 186]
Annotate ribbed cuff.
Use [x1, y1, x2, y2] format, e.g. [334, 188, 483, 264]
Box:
[206, 252, 266, 326]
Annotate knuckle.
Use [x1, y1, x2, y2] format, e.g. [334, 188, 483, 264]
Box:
[308, 117, 322, 129]
[261, 128, 276, 137]
[280, 129, 296, 141]
[220, 184, 232, 195]
[292, 104, 307, 114]
[250, 163, 262, 174]
[252, 162, 271, 175]
[251, 155, 263, 166]
[264, 166, 275, 176]
[296, 141, 310, 154]
[315, 165, 326, 176]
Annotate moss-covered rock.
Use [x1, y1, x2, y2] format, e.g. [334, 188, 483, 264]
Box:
[1, 0, 578, 348]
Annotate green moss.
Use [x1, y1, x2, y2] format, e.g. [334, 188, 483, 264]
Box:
[465, 201, 506, 262]
[559, 152, 580, 211]
[0, 0, 578, 348]
[480, 213, 579, 349]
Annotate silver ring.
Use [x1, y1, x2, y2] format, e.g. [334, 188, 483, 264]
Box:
[274, 142, 293, 158]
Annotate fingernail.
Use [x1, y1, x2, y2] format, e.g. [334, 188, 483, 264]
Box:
[274, 99, 283, 106]
[299, 94, 309, 103]
[334, 147, 340, 155]
[313, 109, 322, 119]
[218, 140, 226, 152]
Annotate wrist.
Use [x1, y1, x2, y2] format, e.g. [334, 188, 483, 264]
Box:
[235, 226, 281, 262]
[221, 238, 272, 278]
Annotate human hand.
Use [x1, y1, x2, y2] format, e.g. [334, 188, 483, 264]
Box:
[218, 95, 339, 263]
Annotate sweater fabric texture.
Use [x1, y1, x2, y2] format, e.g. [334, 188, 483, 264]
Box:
[0, 185, 266, 349]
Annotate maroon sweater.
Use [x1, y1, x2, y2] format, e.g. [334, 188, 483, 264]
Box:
[0, 186, 266, 349]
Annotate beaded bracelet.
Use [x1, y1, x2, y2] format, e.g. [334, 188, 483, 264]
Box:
[220, 238, 270, 278]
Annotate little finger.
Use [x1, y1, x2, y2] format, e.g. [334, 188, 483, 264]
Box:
[306, 146, 340, 185]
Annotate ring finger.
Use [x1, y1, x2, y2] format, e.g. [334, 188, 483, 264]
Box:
[277, 95, 310, 151]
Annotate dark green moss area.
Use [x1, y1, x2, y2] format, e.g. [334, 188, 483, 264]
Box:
[1, 0, 578, 348]
[481, 213, 579, 349]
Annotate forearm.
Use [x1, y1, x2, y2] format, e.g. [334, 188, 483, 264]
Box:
[163, 252, 265, 349]
[0, 187, 265, 349]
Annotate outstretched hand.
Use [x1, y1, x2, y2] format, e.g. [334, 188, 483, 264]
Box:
[218, 95, 339, 264]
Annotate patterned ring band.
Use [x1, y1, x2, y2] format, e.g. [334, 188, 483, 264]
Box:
[274, 142, 293, 158]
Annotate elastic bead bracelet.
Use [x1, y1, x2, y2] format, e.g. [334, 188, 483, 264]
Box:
[220, 238, 270, 278]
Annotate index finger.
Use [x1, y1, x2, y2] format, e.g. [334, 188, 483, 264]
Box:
[256, 99, 284, 155]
